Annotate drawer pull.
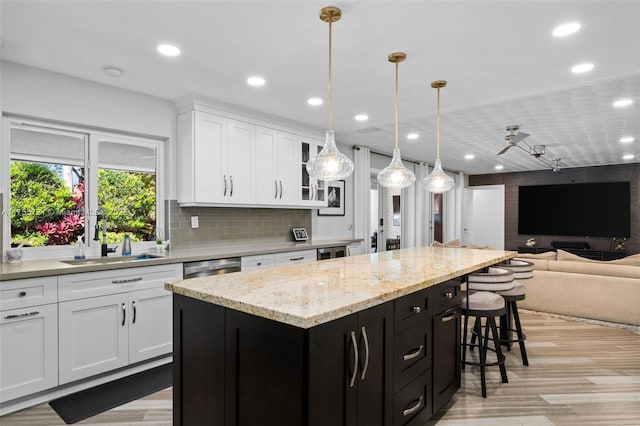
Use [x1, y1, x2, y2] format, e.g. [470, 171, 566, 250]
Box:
[349, 331, 359, 388]
[112, 277, 143, 284]
[257, 262, 262, 266]
[19, 291, 27, 297]
[411, 306, 421, 314]
[402, 396, 424, 417]
[289, 257, 304, 261]
[4, 311, 39, 319]
[444, 292, 454, 299]
[441, 313, 457, 323]
[403, 345, 424, 361]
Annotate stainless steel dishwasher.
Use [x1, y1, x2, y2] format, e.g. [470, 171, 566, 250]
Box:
[183, 257, 242, 278]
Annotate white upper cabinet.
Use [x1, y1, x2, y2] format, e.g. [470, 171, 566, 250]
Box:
[177, 110, 255, 206]
[178, 107, 327, 208]
[255, 127, 297, 206]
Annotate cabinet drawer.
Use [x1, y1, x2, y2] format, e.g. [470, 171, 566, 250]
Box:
[58, 264, 182, 302]
[393, 370, 432, 426]
[394, 288, 430, 334]
[434, 278, 462, 311]
[1, 277, 57, 311]
[394, 324, 430, 392]
[241, 254, 276, 271]
[275, 249, 316, 266]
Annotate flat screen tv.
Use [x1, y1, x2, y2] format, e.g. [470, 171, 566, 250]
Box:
[518, 182, 630, 238]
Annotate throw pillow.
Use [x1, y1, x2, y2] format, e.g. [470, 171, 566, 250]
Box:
[556, 249, 598, 262]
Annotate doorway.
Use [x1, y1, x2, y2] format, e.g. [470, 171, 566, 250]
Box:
[432, 193, 443, 243]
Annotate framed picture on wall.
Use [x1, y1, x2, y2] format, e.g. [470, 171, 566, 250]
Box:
[318, 180, 345, 216]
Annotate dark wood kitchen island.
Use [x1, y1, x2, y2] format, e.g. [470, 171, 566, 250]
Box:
[165, 247, 516, 426]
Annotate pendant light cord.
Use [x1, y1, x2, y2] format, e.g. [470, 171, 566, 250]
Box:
[436, 87, 441, 159]
[395, 61, 399, 149]
[328, 20, 333, 130]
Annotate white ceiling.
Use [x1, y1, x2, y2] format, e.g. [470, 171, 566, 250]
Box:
[1, 0, 639, 175]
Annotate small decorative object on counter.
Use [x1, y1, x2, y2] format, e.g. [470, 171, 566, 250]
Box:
[122, 234, 132, 256]
[611, 237, 626, 251]
[74, 237, 86, 259]
[525, 237, 536, 247]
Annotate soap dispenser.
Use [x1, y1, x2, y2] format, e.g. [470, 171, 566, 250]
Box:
[74, 237, 86, 260]
[122, 234, 132, 256]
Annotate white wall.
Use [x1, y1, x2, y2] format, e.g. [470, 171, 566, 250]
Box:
[0, 61, 178, 196]
[470, 185, 505, 249]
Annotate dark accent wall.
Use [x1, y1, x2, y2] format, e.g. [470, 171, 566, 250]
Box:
[469, 164, 639, 254]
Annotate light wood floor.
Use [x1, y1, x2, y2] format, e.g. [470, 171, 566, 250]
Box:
[2, 312, 639, 425]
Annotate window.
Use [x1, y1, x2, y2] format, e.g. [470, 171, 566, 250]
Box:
[6, 119, 163, 254]
[9, 126, 86, 247]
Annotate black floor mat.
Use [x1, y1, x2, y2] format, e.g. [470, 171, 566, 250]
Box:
[49, 363, 172, 424]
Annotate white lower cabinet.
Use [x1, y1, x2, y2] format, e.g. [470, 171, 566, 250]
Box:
[0, 303, 58, 402]
[275, 249, 317, 266]
[58, 264, 181, 385]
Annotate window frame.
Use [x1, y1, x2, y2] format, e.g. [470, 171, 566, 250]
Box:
[2, 116, 166, 261]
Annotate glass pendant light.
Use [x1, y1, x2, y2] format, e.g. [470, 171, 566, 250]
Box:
[306, 6, 354, 181]
[377, 52, 416, 189]
[423, 80, 454, 193]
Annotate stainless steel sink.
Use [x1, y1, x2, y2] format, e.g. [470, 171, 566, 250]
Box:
[62, 254, 164, 266]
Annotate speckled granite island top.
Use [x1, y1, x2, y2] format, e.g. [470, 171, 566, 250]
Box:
[165, 246, 516, 328]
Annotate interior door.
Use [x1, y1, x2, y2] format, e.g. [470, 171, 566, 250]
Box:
[432, 193, 443, 244]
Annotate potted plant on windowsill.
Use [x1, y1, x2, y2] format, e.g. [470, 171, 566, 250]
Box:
[155, 230, 169, 252]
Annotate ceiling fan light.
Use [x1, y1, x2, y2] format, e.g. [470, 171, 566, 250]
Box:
[377, 148, 416, 189]
[307, 129, 354, 181]
[423, 158, 454, 193]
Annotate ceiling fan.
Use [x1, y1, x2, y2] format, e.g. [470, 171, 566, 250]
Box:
[495, 124, 562, 171]
[496, 125, 530, 155]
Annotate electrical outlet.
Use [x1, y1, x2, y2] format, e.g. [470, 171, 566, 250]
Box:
[190, 216, 199, 229]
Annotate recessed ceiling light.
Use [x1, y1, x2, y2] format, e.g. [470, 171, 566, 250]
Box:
[247, 76, 266, 87]
[553, 22, 581, 37]
[464, 154, 475, 160]
[622, 154, 635, 160]
[103, 66, 123, 78]
[619, 136, 635, 143]
[407, 133, 419, 140]
[613, 99, 633, 108]
[307, 97, 323, 106]
[571, 63, 594, 74]
[157, 44, 181, 57]
[494, 165, 504, 170]
[354, 114, 369, 122]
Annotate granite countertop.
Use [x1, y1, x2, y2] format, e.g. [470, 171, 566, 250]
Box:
[166, 246, 517, 329]
[0, 238, 362, 281]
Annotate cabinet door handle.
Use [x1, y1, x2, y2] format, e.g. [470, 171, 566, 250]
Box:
[279, 180, 283, 199]
[224, 175, 228, 196]
[112, 277, 143, 284]
[19, 291, 27, 297]
[441, 313, 457, 323]
[132, 301, 137, 324]
[360, 326, 370, 381]
[289, 256, 304, 261]
[444, 292, 454, 299]
[402, 396, 424, 417]
[230, 176, 234, 196]
[403, 344, 424, 361]
[121, 303, 126, 326]
[275, 180, 279, 199]
[349, 331, 358, 388]
[411, 306, 421, 314]
[4, 311, 39, 319]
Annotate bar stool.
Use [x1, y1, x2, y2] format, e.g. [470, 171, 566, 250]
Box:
[461, 290, 509, 398]
[495, 259, 534, 366]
